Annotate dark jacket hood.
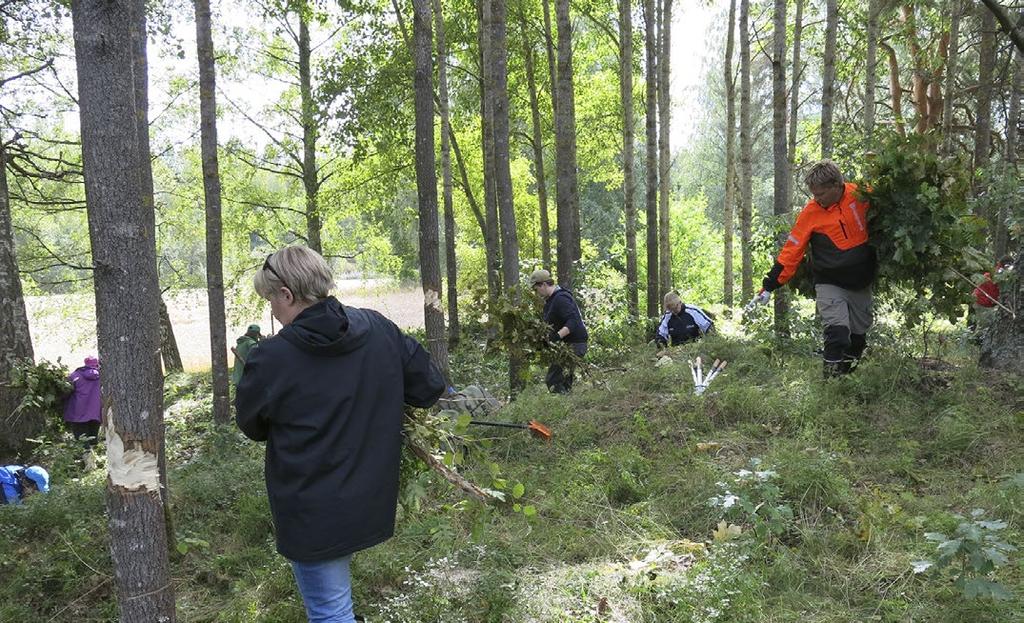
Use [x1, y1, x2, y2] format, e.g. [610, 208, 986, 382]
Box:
[75, 366, 100, 381]
[280, 296, 369, 355]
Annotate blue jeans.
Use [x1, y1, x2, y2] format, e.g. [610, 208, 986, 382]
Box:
[290, 555, 356, 623]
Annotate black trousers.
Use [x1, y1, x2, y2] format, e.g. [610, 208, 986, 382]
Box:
[545, 342, 588, 393]
[67, 420, 100, 448]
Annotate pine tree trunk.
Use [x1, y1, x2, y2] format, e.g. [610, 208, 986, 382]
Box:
[434, 0, 459, 348]
[657, 0, 673, 293]
[996, 36, 1021, 257]
[413, 0, 450, 384]
[620, 0, 639, 318]
[71, 0, 176, 619]
[723, 0, 737, 308]
[478, 2, 502, 297]
[554, 0, 580, 290]
[865, 0, 879, 141]
[523, 15, 552, 271]
[644, 0, 659, 317]
[298, 7, 321, 254]
[488, 0, 523, 393]
[194, 0, 230, 425]
[821, 0, 837, 159]
[0, 140, 37, 461]
[542, 0, 558, 115]
[788, 0, 803, 203]
[772, 0, 789, 336]
[739, 0, 753, 302]
[942, 0, 961, 154]
[158, 295, 184, 373]
[975, 7, 996, 172]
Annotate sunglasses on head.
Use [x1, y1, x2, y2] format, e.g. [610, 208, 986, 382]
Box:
[262, 254, 292, 294]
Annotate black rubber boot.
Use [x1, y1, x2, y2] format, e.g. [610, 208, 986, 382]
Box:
[845, 333, 866, 360]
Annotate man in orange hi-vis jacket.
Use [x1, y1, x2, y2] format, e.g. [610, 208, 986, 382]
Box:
[747, 161, 877, 377]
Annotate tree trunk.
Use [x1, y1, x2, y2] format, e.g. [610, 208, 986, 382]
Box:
[942, 0, 962, 154]
[996, 34, 1021, 257]
[158, 295, 184, 373]
[554, 0, 580, 290]
[298, 7, 321, 254]
[979, 266, 1023, 373]
[542, 0, 558, 115]
[523, 14, 552, 271]
[739, 0, 753, 302]
[620, 0, 638, 317]
[194, 0, 230, 425]
[902, 6, 931, 135]
[723, 0, 737, 308]
[478, 2, 502, 297]
[975, 6, 996, 173]
[0, 140, 37, 461]
[413, 0, 450, 384]
[657, 0, 673, 293]
[821, 0, 837, 159]
[772, 0, 789, 336]
[881, 42, 906, 136]
[488, 0, 523, 393]
[434, 0, 459, 348]
[865, 0, 879, 140]
[788, 0, 803, 203]
[70, 0, 176, 619]
[980, 0, 1024, 55]
[644, 0, 659, 317]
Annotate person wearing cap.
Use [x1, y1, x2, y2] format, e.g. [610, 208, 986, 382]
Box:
[63, 356, 102, 447]
[235, 246, 445, 623]
[747, 160, 876, 377]
[231, 324, 263, 386]
[656, 290, 714, 347]
[0, 464, 49, 505]
[530, 269, 589, 393]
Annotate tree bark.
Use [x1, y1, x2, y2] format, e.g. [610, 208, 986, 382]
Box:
[523, 14, 552, 272]
[644, 0, 659, 317]
[821, 0, 837, 158]
[413, 0, 450, 384]
[158, 295, 184, 373]
[980, 0, 1024, 55]
[723, 0, 737, 308]
[554, 0, 580, 290]
[542, 0, 558, 115]
[865, 0, 879, 140]
[620, 0, 639, 317]
[488, 0, 523, 393]
[772, 0, 789, 336]
[996, 32, 1021, 257]
[657, 0, 673, 294]
[0, 140, 37, 461]
[788, 0, 803, 203]
[194, 0, 230, 425]
[298, 6, 321, 254]
[739, 0, 753, 302]
[70, 0, 176, 619]
[478, 2, 502, 298]
[434, 0, 459, 348]
[975, 6, 996, 172]
[942, 0, 962, 154]
[881, 42, 906, 136]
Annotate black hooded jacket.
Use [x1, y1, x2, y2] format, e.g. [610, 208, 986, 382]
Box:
[235, 297, 445, 562]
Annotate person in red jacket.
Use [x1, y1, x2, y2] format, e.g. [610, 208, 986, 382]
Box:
[747, 160, 876, 377]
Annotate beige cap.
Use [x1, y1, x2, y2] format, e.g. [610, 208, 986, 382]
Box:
[530, 269, 553, 285]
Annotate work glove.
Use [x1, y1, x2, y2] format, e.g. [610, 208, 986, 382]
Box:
[744, 289, 770, 312]
[548, 329, 562, 343]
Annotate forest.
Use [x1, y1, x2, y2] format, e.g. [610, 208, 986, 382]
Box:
[0, 0, 1022, 621]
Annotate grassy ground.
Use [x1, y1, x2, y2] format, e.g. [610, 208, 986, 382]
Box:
[1, 327, 1022, 622]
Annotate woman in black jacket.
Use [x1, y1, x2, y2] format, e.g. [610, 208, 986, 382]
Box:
[236, 246, 445, 622]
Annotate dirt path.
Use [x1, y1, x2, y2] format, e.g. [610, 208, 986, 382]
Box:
[26, 280, 424, 372]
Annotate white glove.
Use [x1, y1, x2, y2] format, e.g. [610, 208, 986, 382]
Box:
[744, 289, 771, 312]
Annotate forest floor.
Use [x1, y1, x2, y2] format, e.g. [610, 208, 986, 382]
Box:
[1, 325, 1022, 622]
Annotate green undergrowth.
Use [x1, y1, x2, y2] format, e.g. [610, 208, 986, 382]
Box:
[1, 331, 1022, 622]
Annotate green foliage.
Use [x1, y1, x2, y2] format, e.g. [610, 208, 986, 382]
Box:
[861, 134, 987, 324]
[6, 358, 71, 419]
[708, 458, 794, 545]
[914, 509, 1017, 601]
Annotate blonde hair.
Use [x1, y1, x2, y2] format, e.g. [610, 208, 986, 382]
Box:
[803, 160, 845, 188]
[254, 246, 335, 304]
[663, 290, 682, 310]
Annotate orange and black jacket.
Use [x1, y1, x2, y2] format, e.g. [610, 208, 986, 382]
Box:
[762, 182, 876, 292]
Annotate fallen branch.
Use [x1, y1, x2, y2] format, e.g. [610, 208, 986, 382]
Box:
[404, 438, 503, 505]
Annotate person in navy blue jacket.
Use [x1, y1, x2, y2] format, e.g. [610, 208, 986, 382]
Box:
[236, 246, 445, 623]
[655, 290, 714, 347]
[531, 269, 588, 393]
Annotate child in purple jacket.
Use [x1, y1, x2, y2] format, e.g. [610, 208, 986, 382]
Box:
[63, 356, 101, 447]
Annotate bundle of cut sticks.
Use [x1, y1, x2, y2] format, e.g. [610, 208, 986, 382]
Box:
[688, 356, 727, 396]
